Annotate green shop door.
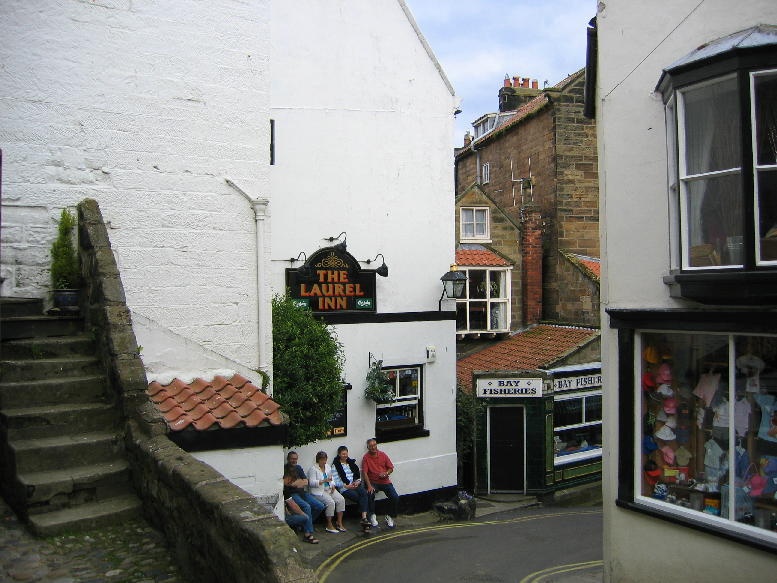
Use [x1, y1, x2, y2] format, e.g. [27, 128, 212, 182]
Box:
[488, 405, 525, 492]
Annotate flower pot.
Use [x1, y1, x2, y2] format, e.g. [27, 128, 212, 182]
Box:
[52, 289, 80, 313]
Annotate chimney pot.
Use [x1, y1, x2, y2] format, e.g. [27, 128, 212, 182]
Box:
[504, 75, 511, 87]
[512, 76, 520, 88]
[531, 79, 538, 89]
[522, 77, 530, 88]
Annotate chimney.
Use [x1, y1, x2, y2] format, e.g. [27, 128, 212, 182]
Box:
[512, 75, 521, 88]
[531, 79, 538, 89]
[521, 77, 530, 88]
[504, 75, 511, 87]
[463, 131, 472, 147]
[498, 73, 543, 112]
[521, 205, 543, 326]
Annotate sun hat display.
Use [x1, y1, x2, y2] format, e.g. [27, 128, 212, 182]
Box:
[642, 435, 659, 454]
[675, 445, 693, 466]
[643, 346, 660, 364]
[656, 363, 673, 384]
[655, 424, 676, 441]
[663, 397, 678, 414]
[664, 414, 677, 429]
[657, 383, 674, 397]
[642, 371, 656, 391]
[661, 445, 676, 465]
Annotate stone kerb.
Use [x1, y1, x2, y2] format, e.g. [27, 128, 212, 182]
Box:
[76, 198, 315, 583]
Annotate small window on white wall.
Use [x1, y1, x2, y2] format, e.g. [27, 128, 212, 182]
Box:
[482, 162, 491, 184]
[461, 207, 490, 241]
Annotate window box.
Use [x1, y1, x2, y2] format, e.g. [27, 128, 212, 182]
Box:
[608, 308, 777, 553]
[658, 26, 777, 304]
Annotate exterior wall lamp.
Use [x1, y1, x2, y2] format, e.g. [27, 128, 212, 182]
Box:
[439, 264, 467, 311]
[289, 251, 313, 280]
[325, 231, 347, 252]
[363, 253, 389, 277]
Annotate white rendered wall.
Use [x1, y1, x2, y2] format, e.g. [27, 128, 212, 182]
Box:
[267, 0, 458, 496]
[0, 1, 271, 372]
[597, 1, 777, 580]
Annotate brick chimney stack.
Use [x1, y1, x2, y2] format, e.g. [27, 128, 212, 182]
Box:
[521, 204, 543, 325]
[498, 73, 543, 112]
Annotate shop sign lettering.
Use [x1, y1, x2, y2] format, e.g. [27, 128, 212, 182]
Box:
[554, 373, 602, 392]
[476, 378, 543, 398]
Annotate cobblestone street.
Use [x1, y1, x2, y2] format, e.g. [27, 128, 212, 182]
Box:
[0, 498, 182, 583]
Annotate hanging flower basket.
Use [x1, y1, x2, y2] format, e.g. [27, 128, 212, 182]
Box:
[364, 359, 395, 404]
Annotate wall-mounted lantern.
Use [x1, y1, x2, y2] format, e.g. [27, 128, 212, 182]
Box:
[363, 253, 389, 277]
[439, 264, 467, 311]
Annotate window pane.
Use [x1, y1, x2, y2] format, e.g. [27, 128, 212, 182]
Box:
[461, 209, 474, 238]
[585, 394, 602, 423]
[757, 170, 777, 261]
[468, 301, 487, 330]
[554, 398, 583, 427]
[555, 425, 602, 456]
[754, 72, 777, 166]
[397, 368, 419, 398]
[489, 302, 507, 330]
[468, 270, 487, 299]
[456, 302, 467, 331]
[636, 332, 777, 532]
[683, 78, 741, 175]
[489, 270, 506, 298]
[475, 208, 488, 236]
[685, 173, 743, 266]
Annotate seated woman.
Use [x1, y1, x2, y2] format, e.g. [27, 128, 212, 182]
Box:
[282, 464, 318, 544]
[307, 451, 347, 533]
[332, 445, 372, 527]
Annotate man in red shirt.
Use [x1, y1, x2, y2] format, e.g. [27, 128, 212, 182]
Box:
[361, 438, 399, 528]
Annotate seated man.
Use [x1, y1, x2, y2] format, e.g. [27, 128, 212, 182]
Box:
[283, 464, 318, 544]
[361, 438, 400, 529]
[286, 451, 326, 520]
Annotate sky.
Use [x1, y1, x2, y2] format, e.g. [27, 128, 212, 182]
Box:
[404, 0, 596, 146]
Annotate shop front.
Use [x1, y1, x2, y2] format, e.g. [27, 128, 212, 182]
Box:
[472, 365, 602, 496]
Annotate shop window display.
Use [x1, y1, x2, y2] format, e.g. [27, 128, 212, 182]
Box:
[639, 332, 777, 535]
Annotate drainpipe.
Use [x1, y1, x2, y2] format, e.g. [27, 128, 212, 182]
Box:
[225, 179, 271, 387]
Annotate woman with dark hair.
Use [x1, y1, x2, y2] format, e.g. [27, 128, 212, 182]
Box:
[332, 445, 372, 527]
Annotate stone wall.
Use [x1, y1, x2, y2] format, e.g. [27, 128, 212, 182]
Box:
[77, 199, 314, 583]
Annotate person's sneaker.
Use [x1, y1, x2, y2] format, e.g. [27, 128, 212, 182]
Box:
[369, 514, 379, 527]
[385, 515, 395, 529]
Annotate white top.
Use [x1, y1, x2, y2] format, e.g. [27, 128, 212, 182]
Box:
[307, 463, 335, 496]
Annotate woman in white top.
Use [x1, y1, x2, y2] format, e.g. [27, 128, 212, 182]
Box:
[307, 451, 347, 532]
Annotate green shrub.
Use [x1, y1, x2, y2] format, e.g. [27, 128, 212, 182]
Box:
[364, 359, 394, 403]
[272, 293, 345, 447]
[50, 209, 80, 289]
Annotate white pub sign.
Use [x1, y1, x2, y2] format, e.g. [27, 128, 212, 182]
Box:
[476, 378, 543, 398]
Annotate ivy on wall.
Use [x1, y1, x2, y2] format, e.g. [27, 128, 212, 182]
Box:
[272, 293, 345, 447]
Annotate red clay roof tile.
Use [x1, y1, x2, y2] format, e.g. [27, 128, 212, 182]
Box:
[147, 374, 283, 432]
[457, 324, 599, 386]
[456, 248, 510, 267]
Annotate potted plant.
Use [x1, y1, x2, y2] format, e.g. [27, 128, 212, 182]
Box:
[364, 359, 395, 404]
[49, 208, 81, 311]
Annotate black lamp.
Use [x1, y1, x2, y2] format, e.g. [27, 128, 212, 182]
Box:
[364, 253, 389, 277]
[289, 252, 313, 280]
[439, 264, 467, 310]
[325, 231, 347, 252]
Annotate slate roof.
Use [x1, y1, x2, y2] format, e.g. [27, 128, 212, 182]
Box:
[456, 324, 599, 386]
[456, 247, 511, 267]
[147, 374, 283, 432]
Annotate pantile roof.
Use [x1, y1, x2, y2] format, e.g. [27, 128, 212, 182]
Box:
[457, 324, 599, 386]
[147, 374, 283, 432]
[564, 253, 600, 281]
[456, 248, 511, 267]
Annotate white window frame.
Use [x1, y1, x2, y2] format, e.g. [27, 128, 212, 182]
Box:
[553, 390, 603, 466]
[375, 365, 423, 428]
[482, 161, 491, 184]
[751, 68, 777, 266]
[455, 267, 511, 334]
[460, 207, 491, 241]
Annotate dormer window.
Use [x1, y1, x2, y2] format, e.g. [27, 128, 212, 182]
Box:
[659, 26, 777, 304]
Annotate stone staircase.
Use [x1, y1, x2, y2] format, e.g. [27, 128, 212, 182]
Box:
[0, 297, 141, 536]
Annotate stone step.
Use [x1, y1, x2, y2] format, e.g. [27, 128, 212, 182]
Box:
[28, 494, 142, 537]
[0, 297, 44, 319]
[10, 431, 124, 473]
[1, 334, 96, 360]
[0, 402, 120, 440]
[0, 375, 106, 408]
[19, 459, 133, 507]
[0, 315, 83, 340]
[0, 356, 102, 383]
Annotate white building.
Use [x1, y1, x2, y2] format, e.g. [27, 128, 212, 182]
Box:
[0, 1, 458, 506]
[597, 1, 777, 579]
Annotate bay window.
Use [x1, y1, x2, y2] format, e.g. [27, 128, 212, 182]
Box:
[456, 267, 510, 334]
[659, 27, 777, 303]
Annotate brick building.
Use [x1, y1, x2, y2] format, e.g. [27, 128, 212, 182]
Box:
[453, 70, 602, 496]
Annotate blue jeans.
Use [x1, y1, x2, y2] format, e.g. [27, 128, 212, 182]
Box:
[339, 484, 372, 514]
[291, 493, 325, 521]
[370, 482, 399, 518]
[285, 510, 313, 534]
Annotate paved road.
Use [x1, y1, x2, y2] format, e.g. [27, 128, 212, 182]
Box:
[315, 507, 603, 583]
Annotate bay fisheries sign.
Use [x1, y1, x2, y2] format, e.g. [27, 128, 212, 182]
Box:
[286, 246, 377, 313]
[476, 377, 543, 398]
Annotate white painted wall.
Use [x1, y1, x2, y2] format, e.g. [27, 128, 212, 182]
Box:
[266, 0, 459, 496]
[0, 0, 271, 372]
[597, 1, 777, 580]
